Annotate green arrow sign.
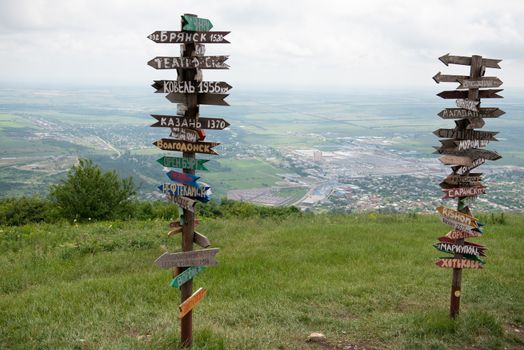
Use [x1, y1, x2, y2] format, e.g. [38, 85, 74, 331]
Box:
[182, 15, 213, 32]
[157, 156, 209, 171]
[170, 266, 207, 288]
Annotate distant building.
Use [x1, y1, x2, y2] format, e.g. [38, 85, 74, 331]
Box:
[313, 151, 322, 162]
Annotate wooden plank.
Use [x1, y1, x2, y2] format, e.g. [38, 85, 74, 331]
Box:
[152, 80, 232, 94]
[157, 156, 209, 171]
[155, 248, 220, 268]
[437, 236, 486, 252]
[438, 108, 505, 119]
[150, 114, 230, 130]
[439, 155, 473, 166]
[440, 217, 483, 235]
[437, 89, 503, 99]
[439, 53, 501, 69]
[167, 194, 196, 212]
[441, 173, 482, 186]
[159, 183, 209, 198]
[444, 229, 482, 240]
[436, 206, 479, 228]
[170, 127, 201, 142]
[182, 15, 213, 31]
[171, 266, 207, 288]
[166, 92, 229, 106]
[147, 56, 229, 70]
[193, 231, 211, 248]
[435, 258, 483, 269]
[147, 31, 230, 44]
[434, 148, 501, 161]
[439, 139, 489, 151]
[442, 186, 486, 199]
[433, 128, 498, 140]
[153, 139, 220, 155]
[179, 288, 207, 319]
[455, 99, 479, 112]
[457, 77, 502, 89]
[452, 158, 486, 175]
[432, 72, 469, 83]
[166, 170, 200, 185]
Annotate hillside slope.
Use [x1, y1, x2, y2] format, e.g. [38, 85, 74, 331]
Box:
[0, 214, 523, 349]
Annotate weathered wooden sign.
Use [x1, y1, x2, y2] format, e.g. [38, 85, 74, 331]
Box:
[179, 288, 207, 319]
[148, 56, 229, 70]
[436, 206, 479, 228]
[159, 183, 210, 198]
[438, 108, 505, 119]
[153, 80, 232, 94]
[157, 156, 209, 171]
[155, 248, 220, 268]
[182, 15, 213, 31]
[455, 99, 479, 112]
[171, 266, 207, 289]
[442, 186, 486, 199]
[147, 31, 230, 44]
[442, 174, 482, 186]
[151, 115, 230, 130]
[153, 139, 220, 155]
[445, 229, 482, 240]
[166, 170, 200, 185]
[167, 194, 196, 212]
[452, 158, 486, 175]
[439, 53, 502, 69]
[435, 148, 501, 161]
[457, 77, 502, 89]
[166, 92, 229, 106]
[437, 89, 503, 99]
[435, 258, 484, 269]
[432, 72, 469, 83]
[438, 139, 489, 151]
[435, 237, 486, 256]
[193, 231, 210, 248]
[439, 155, 473, 166]
[168, 227, 183, 236]
[170, 127, 201, 142]
[433, 128, 498, 141]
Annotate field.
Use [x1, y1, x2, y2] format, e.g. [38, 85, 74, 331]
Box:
[1, 214, 523, 349]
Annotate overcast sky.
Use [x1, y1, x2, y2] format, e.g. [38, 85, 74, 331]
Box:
[1, 0, 523, 90]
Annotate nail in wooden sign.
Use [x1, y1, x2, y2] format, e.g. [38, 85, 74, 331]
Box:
[437, 90, 503, 99]
[167, 194, 196, 212]
[171, 266, 207, 289]
[439, 53, 502, 69]
[147, 31, 230, 44]
[193, 231, 210, 248]
[147, 56, 229, 70]
[155, 248, 220, 268]
[182, 15, 213, 32]
[438, 108, 505, 119]
[151, 114, 230, 130]
[170, 127, 200, 142]
[166, 92, 229, 106]
[436, 206, 479, 228]
[457, 77, 502, 89]
[157, 156, 209, 171]
[166, 170, 200, 185]
[179, 288, 207, 319]
[435, 258, 484, 269]
[452, 158, 486, 175]
[442, 186, 486, 199]
[445, 229, 482, 240]
[433, 128, 498, 141]
[153, 80, 232, 94]
[153, 139, 219, 155]
[456, 99, 479, 112]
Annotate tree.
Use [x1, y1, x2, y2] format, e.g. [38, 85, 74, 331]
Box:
[49, 159, 136, 221]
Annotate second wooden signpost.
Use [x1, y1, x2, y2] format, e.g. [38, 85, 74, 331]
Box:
[433, 53, 504, 319]
[148, 13, 231, 347]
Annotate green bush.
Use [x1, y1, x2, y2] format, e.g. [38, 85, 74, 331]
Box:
[0, 197, 56, 226]
[48, 159, 136, 221]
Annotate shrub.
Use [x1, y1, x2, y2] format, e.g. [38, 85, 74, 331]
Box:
[0, 196, 56, 226]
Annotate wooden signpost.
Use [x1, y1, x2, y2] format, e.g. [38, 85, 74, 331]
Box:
[433, 53, 504, 319]
[148, 14, 230, 347]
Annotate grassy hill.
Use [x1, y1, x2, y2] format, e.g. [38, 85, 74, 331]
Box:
[0, 214, 523, 349]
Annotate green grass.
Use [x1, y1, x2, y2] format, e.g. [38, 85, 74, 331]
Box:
[0, 214, 523, 349]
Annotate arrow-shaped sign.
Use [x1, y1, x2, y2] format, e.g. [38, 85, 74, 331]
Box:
[167, 194, 196, 212]
[442, 186, 486, 199]
[439, 139, 489, 151]
[166, 92, 229, 106]
[433, 128, 498, 140]
[441, 173, 482, 187]
[439, 53, 502, 69]
[147, 31, 230, 44]
[147, 56, 229, 70]
[157, 156, 209, 171]
[435, 258, 484, 269]
[159, 183, 209, 198]
[438, 108, 505, 119]
[439, 155, 473, 166]
[433, 72, 469, 83]
[179, 287, 207, 319]
[166, 170, 200, 185]
[436, 206, 479, 228]
[182, 15, 213, 32]
[457, 77, 503, 89]
[445, 229, 482, 240]
[150, 114, 230, 130]
[155, 248, 220, 268]
[434, 240, 486, 257]
[437, 89, 503, 99]
[193, 231, 210, 248]
[153, 139, 220, 155]
[434, 148, 501, 161]
[452, 158, 486, 175]
[152, 80, 232, 94]
[171, 266, 207, 289]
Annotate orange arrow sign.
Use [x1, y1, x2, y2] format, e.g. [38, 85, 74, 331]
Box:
[179, 287, 207, 319]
